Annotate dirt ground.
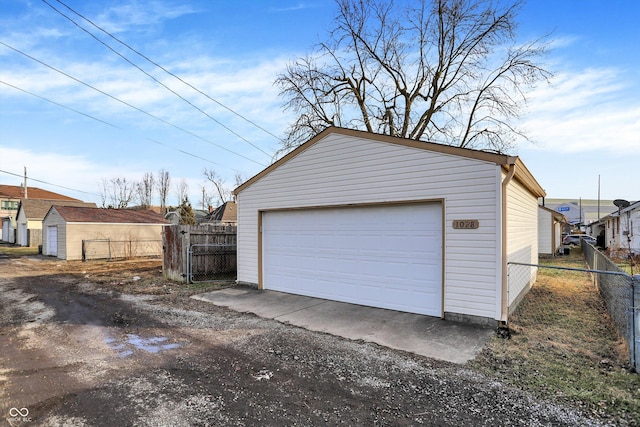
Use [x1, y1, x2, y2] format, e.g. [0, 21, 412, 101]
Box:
[0, 253, 614, 426]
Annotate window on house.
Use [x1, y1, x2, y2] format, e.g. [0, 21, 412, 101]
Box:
[1, 201, 19, 210]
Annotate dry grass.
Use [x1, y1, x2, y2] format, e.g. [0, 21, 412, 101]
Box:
[472, 248, 640, 424]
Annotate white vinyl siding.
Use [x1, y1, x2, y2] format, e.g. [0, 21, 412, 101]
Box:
[506, 176, 539, 306]
[538, 208, 553, 255]
[238, 132, 502, 320]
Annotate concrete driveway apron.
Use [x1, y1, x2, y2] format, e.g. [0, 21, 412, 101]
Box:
[192, 286, 494, 364]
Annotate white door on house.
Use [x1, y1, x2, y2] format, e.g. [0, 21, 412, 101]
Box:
[262, 203, 443, 316]
[47, 226, 57, 256]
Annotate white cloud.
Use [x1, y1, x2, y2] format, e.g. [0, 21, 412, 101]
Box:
[95, 1, 197, 33]
[522, 67, 640, 154]
[0, 147, 141, 203]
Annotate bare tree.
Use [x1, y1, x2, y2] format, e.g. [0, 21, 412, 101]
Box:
[203, 168, 231, 205]
[157, 169, 171, 214]
[175, 178, 190, 204]
[276, 0, 550, 153]
[98, 179, 109, 208]
[135, 172, 155, 208]
[99, 177, 134, 208]
[233, 173, 245, 188]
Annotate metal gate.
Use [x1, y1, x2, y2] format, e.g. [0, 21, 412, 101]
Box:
[187, 243, 237, 283]
[508, 260, 639, 372]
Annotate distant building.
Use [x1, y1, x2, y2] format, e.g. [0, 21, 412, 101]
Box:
[542, 198, 617, 228]
[200, 201, 237, 225]
[0, 184, 82, 242]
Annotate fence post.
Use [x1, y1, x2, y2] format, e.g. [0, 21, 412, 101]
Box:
[633, 275, 640, 372]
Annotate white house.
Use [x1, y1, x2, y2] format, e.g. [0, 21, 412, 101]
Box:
[234, 128, 546, 326]
[538, 205, 566, 256]
[601, 200, 640, 256]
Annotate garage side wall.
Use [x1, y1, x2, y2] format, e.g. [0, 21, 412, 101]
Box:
[537, 208, 552, 255]
[65, 223, 165, 261]
[506, 176, 539, 308]
[237, 133, 503, 320]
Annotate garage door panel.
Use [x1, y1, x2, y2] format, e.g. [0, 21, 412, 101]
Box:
[263, 204, 442, 316]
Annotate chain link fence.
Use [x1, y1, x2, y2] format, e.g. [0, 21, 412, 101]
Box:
[582, 240, 637, 359]
[508, 241, 638, 371]
[82, 239, 162, 261]
[188, 244, 236, 282]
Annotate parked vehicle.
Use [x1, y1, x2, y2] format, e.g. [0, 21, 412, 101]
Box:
[563, 234, 596, 246]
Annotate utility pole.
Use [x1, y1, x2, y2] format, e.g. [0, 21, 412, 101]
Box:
[597, 175, 600, 220]
[23, 166, 28, 199]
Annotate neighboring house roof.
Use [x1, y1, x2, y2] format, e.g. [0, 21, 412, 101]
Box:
[538, 205, 567, 222]
[620, 200, 640, 215]
[0, 184, 81, 201]
[204, 201, 237, 223]
[234, 127, 546, 198]
[18, 199, 96, 220]
[164, 208, 209, 224]
[49, 206, 169, 224]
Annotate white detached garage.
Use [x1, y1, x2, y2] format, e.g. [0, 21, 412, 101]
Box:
[235, 128, 545, 325]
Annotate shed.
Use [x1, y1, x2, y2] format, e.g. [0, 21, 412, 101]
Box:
[15, 199, 96, 247]
[42, 206, 168, 260]
[538, 205, 566, 256]
[234, 127, 546, 326]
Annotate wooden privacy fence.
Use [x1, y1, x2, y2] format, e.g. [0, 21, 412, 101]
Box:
[163, 224, 237, 283]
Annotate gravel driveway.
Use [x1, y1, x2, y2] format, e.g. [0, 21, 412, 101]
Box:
[0, 255, 607, 426]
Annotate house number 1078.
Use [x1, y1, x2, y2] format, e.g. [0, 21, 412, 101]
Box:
[452, 220, 479, 229]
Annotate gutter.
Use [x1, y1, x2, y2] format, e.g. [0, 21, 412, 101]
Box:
[500, 157, 518, 324]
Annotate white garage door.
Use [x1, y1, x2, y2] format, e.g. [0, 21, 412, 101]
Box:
[262, 203, 443, 316]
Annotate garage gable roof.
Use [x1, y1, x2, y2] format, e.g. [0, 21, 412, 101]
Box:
[538, 205, 567, 222]
[47, 206, 169, 224]
[235, 127, 545, 198]
[18, 199, 96, 220]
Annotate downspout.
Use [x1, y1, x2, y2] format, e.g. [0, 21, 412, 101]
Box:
[500, 158, 518, 324]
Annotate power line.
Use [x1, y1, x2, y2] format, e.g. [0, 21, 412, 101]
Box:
[0, 80, 218, 166]
[0, 80, 118, 129]
[0, 169, 100, 197]
[42, 0, 273, 159]
[52, 0, 285, 145]
[0, 40, 267, 167]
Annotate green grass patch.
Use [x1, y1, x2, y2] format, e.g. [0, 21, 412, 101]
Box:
[471, 249, 640, 424]
[0, 245, 39, 257]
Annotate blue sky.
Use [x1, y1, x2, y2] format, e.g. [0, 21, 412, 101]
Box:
[1, 0, 638, 210]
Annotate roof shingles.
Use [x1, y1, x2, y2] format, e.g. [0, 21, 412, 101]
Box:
[51, 206, 169, 224]
[0, 185, 81, 201]
[19, 199, 96, 220]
